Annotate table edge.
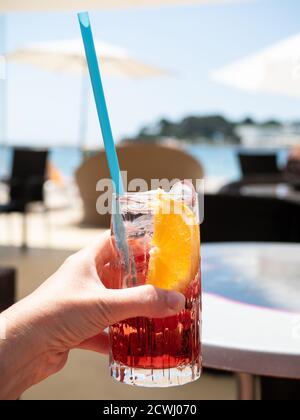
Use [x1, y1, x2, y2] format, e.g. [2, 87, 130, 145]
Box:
[203, 343, 300, 379]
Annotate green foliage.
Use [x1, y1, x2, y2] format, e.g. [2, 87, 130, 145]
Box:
[135, 114, 241, 144]
[130, 115, 284, 145]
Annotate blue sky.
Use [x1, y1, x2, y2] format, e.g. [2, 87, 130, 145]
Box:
[1, 0, 300, 147]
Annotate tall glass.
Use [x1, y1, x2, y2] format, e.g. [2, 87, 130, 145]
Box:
[109, 187, 202, 387]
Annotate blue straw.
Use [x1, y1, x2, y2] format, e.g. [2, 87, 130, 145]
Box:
[78, 12, 123, 195]
[78, 12, 135, 279]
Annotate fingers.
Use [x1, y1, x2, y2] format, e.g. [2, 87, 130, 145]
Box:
[100, 263, 122, 289]
[77, 332, 110, 354]
[87, 231, 120, 285]
[89, 230, 116, 267]
[100, 285, 186, 326]
[77, 286, 186, 353]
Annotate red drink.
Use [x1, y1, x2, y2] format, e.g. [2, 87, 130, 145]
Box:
[110, 287, 201, 370]
[109, 188, 202, 387]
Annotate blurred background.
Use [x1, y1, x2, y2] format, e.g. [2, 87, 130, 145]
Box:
[1, 1, 300, 181]
[0, 0, 300, 401]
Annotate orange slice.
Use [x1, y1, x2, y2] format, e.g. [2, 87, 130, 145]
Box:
[147, 194, 200, 293]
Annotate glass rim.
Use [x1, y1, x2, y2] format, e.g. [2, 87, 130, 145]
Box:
[112, 190, 200, 199]
[112, 191, 165, 198]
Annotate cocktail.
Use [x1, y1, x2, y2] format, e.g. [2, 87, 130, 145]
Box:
[77, 13, 201, 388]
[109, 182, 202, 387]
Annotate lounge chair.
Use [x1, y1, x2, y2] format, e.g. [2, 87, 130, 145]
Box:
[201, 193, 300, 243]
[75, 142, 204, 227]
[0, 147, 49, 249]
[238, 152, 281, 177]
[221, 153, 285, 194]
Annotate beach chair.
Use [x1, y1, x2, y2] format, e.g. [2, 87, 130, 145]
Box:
[76, 142, 204, 227]
[221, 153, 285, 194]
[238, 152, 281, 177]
[201, 193, 300, 243]
[0, 147, 49, 249]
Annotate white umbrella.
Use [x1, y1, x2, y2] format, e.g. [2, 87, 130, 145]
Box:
[6, 40, 167, 149]
[7, 40, 166, 77]
[211, 32, 300, 97]
[0, 0, 250, 12]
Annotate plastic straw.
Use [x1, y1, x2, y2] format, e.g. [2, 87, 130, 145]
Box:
[78, 11, 123, 195]
[78, 12, 134, 278]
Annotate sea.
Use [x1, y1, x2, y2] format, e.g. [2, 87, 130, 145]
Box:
[0, 144, 289, 184]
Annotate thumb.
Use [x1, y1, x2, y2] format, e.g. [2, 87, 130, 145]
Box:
[100, 285, 186, 326]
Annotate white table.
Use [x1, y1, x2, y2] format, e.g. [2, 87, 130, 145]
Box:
[201, 243, 300, 399]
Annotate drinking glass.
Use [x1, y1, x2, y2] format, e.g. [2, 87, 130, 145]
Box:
[109, 185, 202, 387]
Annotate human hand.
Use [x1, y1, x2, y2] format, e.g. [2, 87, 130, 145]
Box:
[0, 231, 185, 400]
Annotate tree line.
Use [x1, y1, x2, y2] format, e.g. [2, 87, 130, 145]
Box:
[127, 115, 284, 145]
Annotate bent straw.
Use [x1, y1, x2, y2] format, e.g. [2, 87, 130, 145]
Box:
[78, 12, 134, 277]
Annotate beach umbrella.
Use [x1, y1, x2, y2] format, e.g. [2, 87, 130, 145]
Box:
[6, 40, 167, 150]
[0, 0, 250, 13]
[211, 33, 300, 97]
[7, 40, 166, 77]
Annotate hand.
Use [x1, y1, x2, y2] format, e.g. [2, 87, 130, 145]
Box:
[0, 231, 185, 400]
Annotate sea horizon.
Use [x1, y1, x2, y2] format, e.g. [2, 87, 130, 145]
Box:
[0, 143, 289, 184]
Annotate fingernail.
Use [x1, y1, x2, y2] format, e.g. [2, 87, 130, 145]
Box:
[167, 291, 186, 312]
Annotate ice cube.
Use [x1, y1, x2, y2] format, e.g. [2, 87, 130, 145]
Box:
[170, 180, 196, 207]
[126, 213, 154, 238]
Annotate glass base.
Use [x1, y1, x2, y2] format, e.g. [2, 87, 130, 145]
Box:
[110, 360, 202, 388]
